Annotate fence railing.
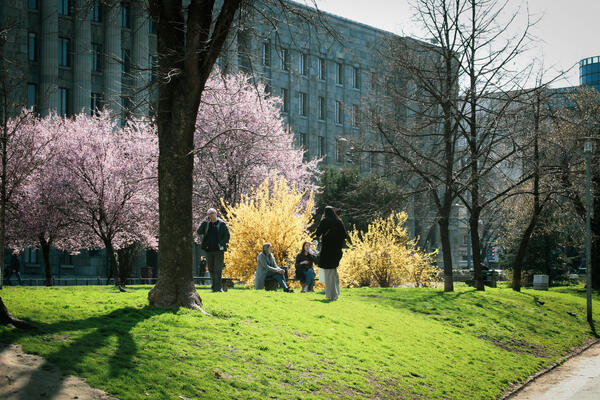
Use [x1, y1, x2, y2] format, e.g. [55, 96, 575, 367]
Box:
[3, 276, 222, 287]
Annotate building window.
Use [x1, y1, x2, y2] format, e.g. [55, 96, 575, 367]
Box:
[91, 92, 102, 115]
[318, 136, 326, 157]
[58, 87, 69, 115]
[262, 42, 270, 66]
[58, 0, 69, 15]
[121, 48, 131, 73]
[336, 139, 344, 163]
[24, 248, 38, 264]
[298, 92, 307, 117]
[300, 132, 307, 149]
[280, 48, 289, 71]
[318, 57, 325, 81]
[150, 55, 157, 82]
[299, 53, 308, 76]
[58, 37, 70, 67]
[28, 0, 38, 10]
[149, 17, 157, 34]
[335, 100, 343, 124]
[28, 32, 37, 62]
[336, 62, 343, 85]
[121, 3, 130, 28]
[352, 104, 359, 127]
[318, 96, 325, 121]
[352, 66, 359, 88]
[90, 1, 102, 22]
[280, 88, 288, 113]
[27, 83, 38, 111]
[369, 153, 377, 171]
[91, 43, 101, 72]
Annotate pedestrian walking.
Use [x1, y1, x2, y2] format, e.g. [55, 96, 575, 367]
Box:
[197, 208, 230, 292]
[4, 254, 23, 286]
[314, 206, 347, 301]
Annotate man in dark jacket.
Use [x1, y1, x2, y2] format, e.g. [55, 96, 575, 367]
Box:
[4, 254, 23, 286]
[197, 208, 230, 292]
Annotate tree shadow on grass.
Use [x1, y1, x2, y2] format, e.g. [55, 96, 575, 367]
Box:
[1, 305, 172, 400]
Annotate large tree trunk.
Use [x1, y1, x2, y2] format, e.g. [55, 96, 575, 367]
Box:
[39, 236, 53, 286]
[0, 296, 30, 328]
[439, 214, 454, 292]
[146, 0, 240, 311]
[102, 239, 120, 287]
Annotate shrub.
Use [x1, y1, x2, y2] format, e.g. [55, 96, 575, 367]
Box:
[223, 174, 314, 284]
[339, 212, 438, 287]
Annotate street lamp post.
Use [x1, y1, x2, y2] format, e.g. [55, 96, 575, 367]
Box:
[583, 137, 594, 323]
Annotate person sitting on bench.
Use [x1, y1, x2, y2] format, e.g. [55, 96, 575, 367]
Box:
[295, 241, 317, 292]
[254, 243, 293, 292]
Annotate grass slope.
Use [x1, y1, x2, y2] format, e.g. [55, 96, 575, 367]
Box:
[0, 285, 598, 399]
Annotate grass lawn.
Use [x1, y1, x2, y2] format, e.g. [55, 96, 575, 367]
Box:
[0, 284, 598, 399]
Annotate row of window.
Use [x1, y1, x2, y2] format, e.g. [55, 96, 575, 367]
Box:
[28, 33, 134, 73]
[298, 133, 381, 170]
[263, 43, 360, 88]
[28, 0, 157, 32]
[27, 83, 111, 117]
[280, 89, 360, 126]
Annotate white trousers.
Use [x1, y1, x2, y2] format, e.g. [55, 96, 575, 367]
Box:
[322, 268, 340, 301]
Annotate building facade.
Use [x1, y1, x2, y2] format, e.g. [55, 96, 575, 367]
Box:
[579, 56, 600, 92]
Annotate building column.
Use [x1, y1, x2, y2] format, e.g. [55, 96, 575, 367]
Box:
[103, 2, 122, 114]
[131, 2, 149, 116]
[40, 0, 58, 114]
[73, 0, 91, 114]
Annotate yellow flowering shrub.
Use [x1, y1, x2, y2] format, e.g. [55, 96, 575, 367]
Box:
[223, 174, 314, 284]
[339, 211, 438, 287]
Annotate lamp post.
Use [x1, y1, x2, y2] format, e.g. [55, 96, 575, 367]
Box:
[583, 137, 594, 323]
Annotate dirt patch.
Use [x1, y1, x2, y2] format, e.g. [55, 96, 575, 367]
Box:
[0, 343, 117, 400]
[480, 336, 548, 357]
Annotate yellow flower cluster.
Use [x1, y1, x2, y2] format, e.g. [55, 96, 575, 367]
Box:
[339, 212, 438, 287]
[222, 174, 314, 284]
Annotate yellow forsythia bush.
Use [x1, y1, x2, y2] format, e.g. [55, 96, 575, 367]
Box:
[339, 211, 438, 287]
[223, 174, 314, 284]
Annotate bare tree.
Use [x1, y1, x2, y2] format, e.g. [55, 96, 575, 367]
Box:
[362, 0, 465, 292]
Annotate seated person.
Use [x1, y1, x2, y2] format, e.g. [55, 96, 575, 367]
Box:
[255, 243, 293, 292]
[295, 241, 317, 292]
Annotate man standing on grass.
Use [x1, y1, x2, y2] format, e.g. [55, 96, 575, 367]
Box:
[197, 208, 230, 292]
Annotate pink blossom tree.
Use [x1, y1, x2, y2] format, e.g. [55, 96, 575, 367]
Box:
[7, 113, 72, 286]
[0, 109, 58, 326]
[53, 111, 158, 287]
[192, 70, 319, 223]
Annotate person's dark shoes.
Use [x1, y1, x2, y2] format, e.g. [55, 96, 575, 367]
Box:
[283, 287, 294, 293]
[308, 288, 315, 292]
[212, 289, 224, 293]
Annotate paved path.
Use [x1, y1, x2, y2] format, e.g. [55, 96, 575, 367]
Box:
[510, 341, 600, 400]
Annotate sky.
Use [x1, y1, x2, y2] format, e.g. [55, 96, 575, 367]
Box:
[310, 0, 600, 89]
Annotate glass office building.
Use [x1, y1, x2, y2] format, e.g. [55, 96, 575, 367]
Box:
[579, 56, 600, 91]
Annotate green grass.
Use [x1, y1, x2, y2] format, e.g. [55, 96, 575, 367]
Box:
[0, 284, 598, 399]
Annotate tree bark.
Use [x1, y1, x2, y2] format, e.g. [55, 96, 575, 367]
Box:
[147, 0, 241, 310]
[439, 214, 454, 292]
[0, 296, 31, 329]
[39, 236, 53, 286]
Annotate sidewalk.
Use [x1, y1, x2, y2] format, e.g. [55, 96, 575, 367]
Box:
[509, 341, 600, 400]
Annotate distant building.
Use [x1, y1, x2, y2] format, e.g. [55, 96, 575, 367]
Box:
[580, 56, 600, 92]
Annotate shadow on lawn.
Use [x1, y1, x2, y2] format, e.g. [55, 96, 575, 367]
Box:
[1, 305, 171, 400]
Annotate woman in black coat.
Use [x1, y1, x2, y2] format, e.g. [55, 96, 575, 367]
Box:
[314, 206, 347, 301]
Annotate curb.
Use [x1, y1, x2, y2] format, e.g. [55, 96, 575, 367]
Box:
[499, 337, 600, 399]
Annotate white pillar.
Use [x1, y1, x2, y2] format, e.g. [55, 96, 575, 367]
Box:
[40, 0, 58, 114]
[73, 0, 91, 114]
[103, 2, 122, 114]
[131, 2, 149, 116]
